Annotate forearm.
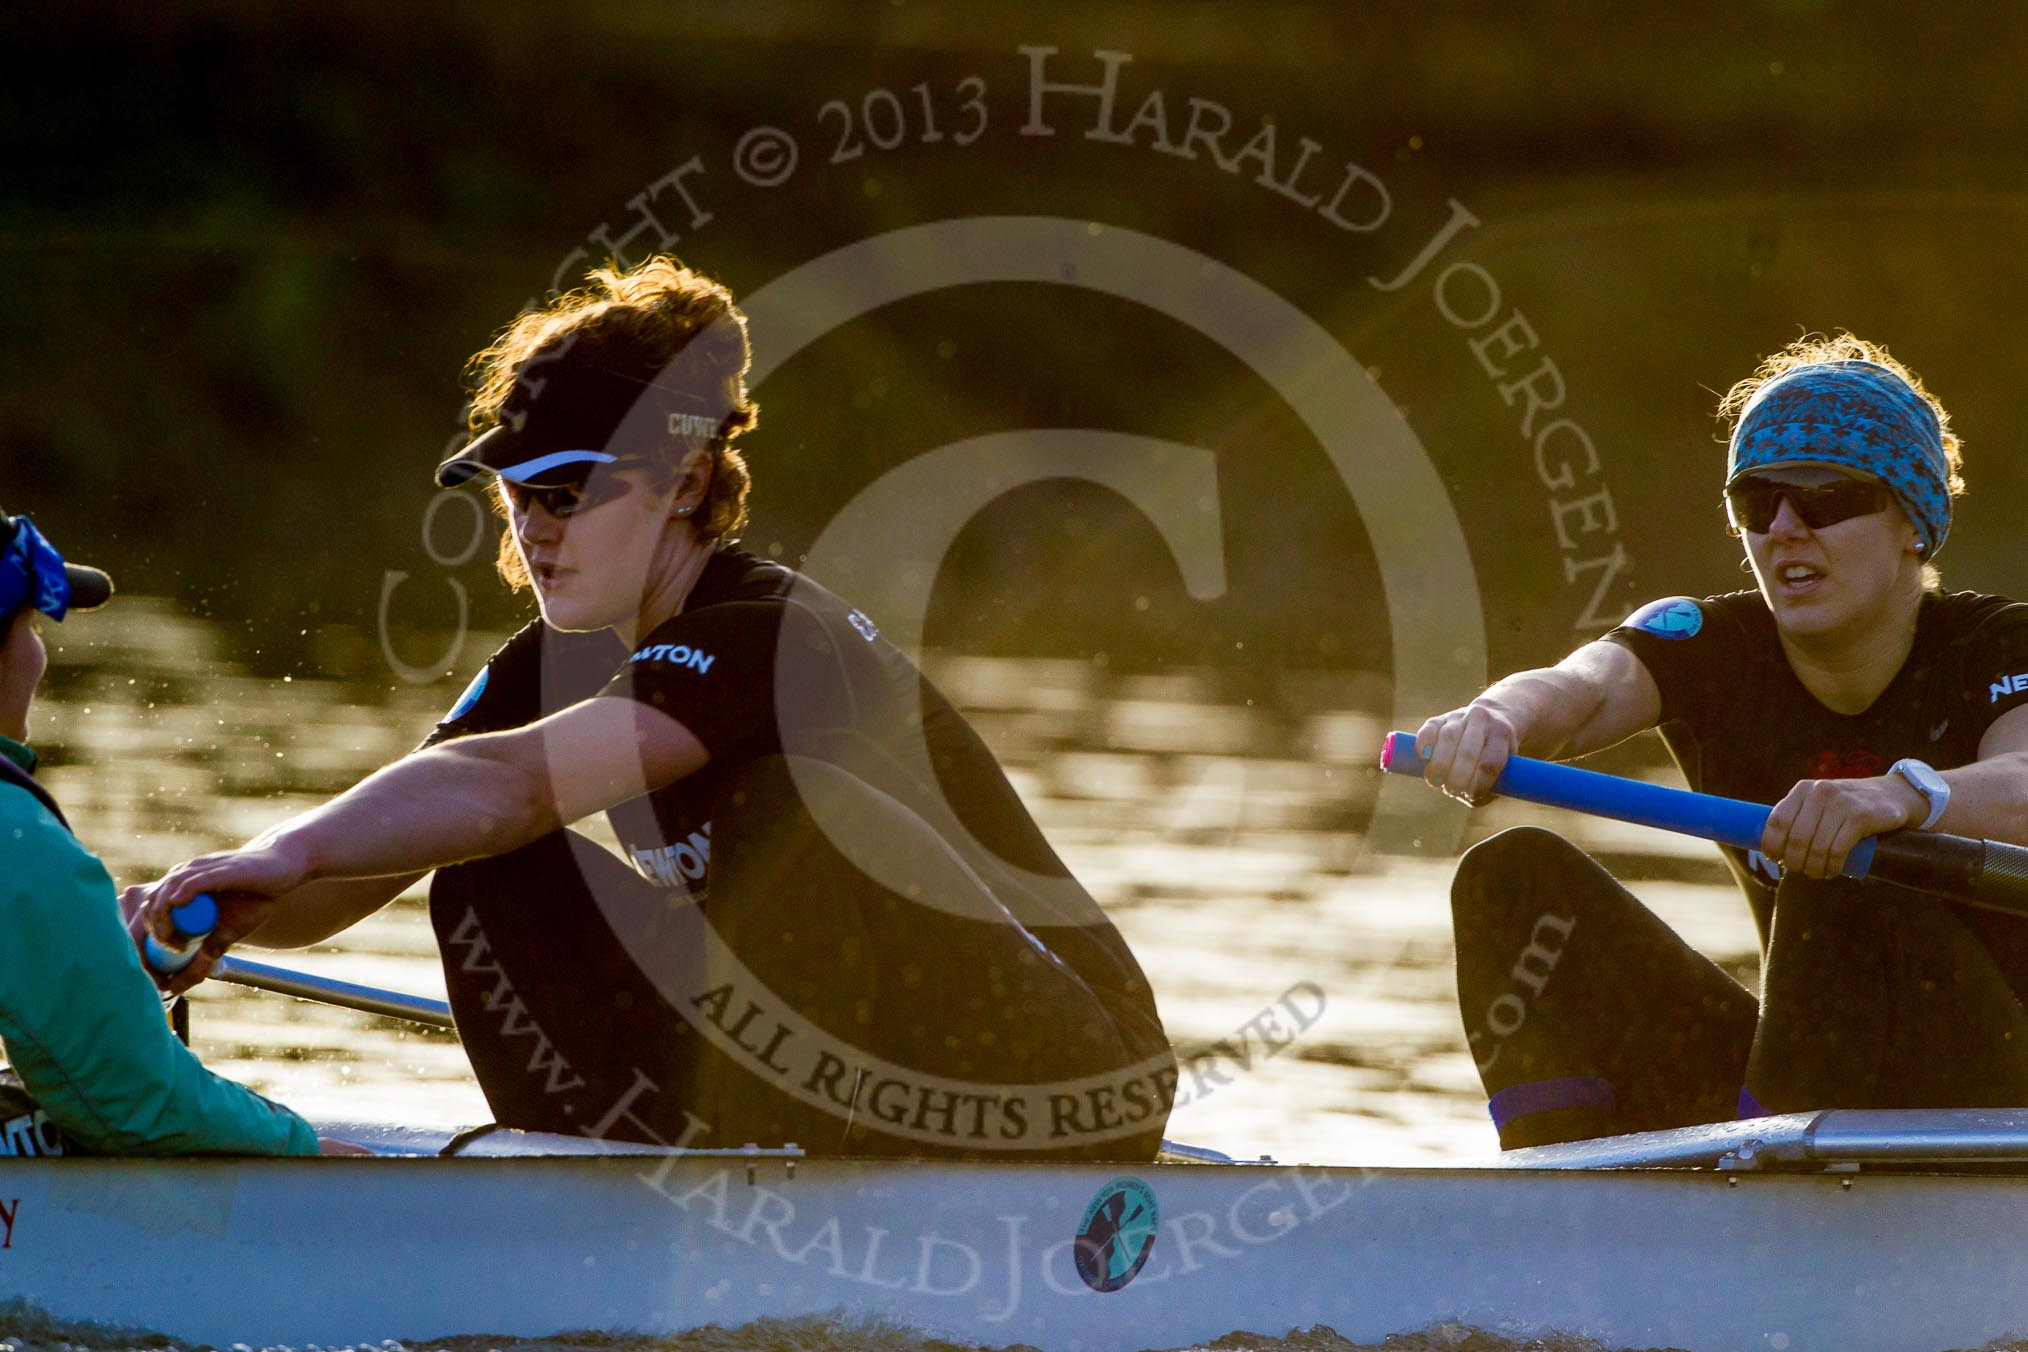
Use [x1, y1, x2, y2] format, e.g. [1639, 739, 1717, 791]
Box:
[241, 873, 424, 948]
[1471, 667, 1606, 760]
[1417, 642, 1657, 804]
[1933, 752, 2028, 845]
[268, 739, 557, 884]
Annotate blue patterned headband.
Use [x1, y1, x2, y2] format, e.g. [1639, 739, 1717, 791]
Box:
[1726, 359, 1952, 557]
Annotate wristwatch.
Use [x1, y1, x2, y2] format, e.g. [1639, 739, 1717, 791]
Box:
[1890, 758, 1951, 830]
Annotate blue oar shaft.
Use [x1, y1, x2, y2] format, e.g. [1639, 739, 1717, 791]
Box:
[213, 955, 456, 1030]
[1379, 731, 1880, 875]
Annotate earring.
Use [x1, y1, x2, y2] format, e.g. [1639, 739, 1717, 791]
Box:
[1739, 556, 1754, 574]
[677, 506, 694, 517]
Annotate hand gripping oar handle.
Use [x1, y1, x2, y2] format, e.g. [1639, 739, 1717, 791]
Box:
[1380, 731, 2028, 918]
[137, 894, 455, 1029]
[143, 893, 219, 976]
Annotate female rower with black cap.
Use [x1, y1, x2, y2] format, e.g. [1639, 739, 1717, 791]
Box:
[1415, 334, 2028, 1150]
[0, 505, 322, 1156]
[136, 256, 1173, 1160]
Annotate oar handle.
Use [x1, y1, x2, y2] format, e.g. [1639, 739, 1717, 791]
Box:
[142, 897, 457, 1032]
[1380, 732, 1780, 857]
[143, 892, 219, 976]
[1379, 731, 2028, 916]
[141, 895, 456, 1030]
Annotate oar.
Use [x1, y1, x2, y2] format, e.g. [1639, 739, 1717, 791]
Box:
[1380, 731, 2028, 917]
[141, 893, 458, 1030]
[213, 955, 456, 1030]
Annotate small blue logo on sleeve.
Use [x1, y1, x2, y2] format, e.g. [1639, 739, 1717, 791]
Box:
[445, 667, 490, 722]
[1625, 598, 1704, 640]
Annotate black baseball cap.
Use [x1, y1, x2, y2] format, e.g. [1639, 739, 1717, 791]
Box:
[435, 358, 729, 490]
[0, 506, 114, 620]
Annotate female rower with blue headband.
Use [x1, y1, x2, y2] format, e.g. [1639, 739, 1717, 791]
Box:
[1415, 334, 2028, 1150]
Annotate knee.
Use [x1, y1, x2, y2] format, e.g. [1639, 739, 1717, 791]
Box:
[429, 827, 640, 915]
[707, 755, 868, 873]
[1450, 827, 1599, 942]
[1771, 874, 1913, 938]
[1781, 879, 1971, 952]
[1453, 827, 1582, 900]
[711, 753, 798, 819]
[1772, 872, 1861, 907]
[431, 826, 575, 892]
[712, 754, 899, 836]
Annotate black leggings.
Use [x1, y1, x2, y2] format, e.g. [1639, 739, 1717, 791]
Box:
[1454, 826, 2028, 1149]
[429, 755, 1173, 1159]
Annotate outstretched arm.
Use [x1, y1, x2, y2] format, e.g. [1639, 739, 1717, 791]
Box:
[142, 696, 706, 988]
[1414, 640, 1662, 805]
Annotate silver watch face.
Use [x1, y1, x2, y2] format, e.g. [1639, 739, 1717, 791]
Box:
[1897, 759, 1947, 798]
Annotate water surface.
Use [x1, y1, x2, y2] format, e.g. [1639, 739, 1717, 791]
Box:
[35, 599, 1758, 1169]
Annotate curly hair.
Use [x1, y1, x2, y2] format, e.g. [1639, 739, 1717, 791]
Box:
[464, 256, 760, 591]
[1717, 331, 1965, 497]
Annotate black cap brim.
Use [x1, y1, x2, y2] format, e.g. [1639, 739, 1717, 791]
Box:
[435, 424, 628, 490]
[436, 356, 709, 490]
[63, 563, 113, 614]
[0, 507, 114, 619]
[435, 424, 512, 488]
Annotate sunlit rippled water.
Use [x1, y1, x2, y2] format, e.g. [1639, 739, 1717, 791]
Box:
[23, 601, 1766, 1349]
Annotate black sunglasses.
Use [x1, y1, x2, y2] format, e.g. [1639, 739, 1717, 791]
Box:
[498, 459, 652, 521]
[1723, 475, 1892, 534]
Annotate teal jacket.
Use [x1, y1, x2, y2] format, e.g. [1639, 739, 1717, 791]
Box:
[0, 735, 317, 1156]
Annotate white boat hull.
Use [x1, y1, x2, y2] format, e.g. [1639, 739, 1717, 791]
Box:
[8, 1113, 2028, 1350]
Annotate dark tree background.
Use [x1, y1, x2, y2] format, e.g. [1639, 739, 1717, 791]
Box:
[6, 1, 2024, 696]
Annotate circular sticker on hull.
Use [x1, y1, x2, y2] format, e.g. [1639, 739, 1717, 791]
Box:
[1074, 1176, 1159, 1293]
